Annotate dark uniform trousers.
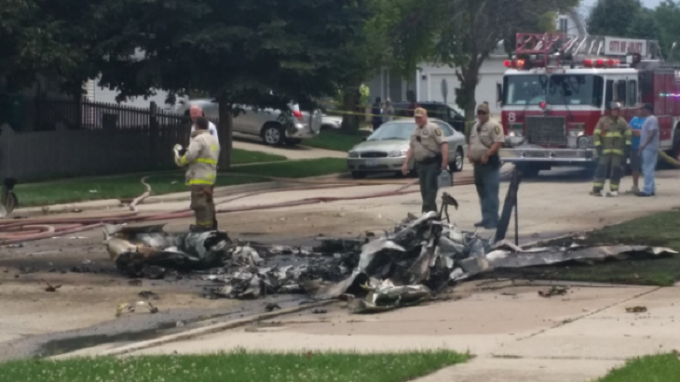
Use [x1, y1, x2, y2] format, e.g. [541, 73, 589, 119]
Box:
[474, 163, 500, 226]
[593, 154, 623, 192]
[190, 185, 217, 230]
[417, 160, 440, 213]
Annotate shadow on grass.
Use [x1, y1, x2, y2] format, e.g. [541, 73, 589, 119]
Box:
[488, 211, 680, 286]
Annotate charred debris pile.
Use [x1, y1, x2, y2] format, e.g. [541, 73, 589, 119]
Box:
[104, 207, 675, 313]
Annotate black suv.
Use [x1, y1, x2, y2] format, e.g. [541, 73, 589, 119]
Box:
[393, 101, 465, 132]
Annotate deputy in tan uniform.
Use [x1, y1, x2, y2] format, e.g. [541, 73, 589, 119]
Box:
[175, 117, 221, 232]
[468, 103, 504, 229]
[402, 108, 449, 213]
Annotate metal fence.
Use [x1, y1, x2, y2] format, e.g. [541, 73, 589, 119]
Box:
[1, 97, 192, 180]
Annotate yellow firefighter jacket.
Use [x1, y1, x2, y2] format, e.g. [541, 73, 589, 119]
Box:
[593, 116, 631, 155]
[181, 130, 220, 186]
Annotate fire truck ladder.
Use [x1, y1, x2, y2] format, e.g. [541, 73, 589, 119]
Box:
[515, 33, 661, 66]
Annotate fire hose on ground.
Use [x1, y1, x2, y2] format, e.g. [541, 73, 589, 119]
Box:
[0, 168, 513, 245]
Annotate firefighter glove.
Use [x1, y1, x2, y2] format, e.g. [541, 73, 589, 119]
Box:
[173, 144, 185, 167]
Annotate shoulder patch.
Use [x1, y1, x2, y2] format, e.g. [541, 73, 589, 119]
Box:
[494, 126, 501, 135]
[435, 128, 442, 136]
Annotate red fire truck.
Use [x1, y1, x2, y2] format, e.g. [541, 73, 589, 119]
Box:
[498, 33, 680, 177]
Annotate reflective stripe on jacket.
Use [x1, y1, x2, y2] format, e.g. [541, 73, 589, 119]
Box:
[181, 130, 220, 186]
[593, 116, 631, 155]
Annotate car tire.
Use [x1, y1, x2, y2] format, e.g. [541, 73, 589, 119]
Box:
[451, 148, 464, 172]
[261, 123, 285, 146]
[351, 171, 367, 179]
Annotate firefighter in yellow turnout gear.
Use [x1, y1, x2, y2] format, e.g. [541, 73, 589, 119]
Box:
[174, 117, 221, 231]
[591, 102, 632, 197]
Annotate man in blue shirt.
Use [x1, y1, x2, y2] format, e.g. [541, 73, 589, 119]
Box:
[637, 103, 659, 197]
[626, 107, 646, 193]
[371, 97, 383, 131]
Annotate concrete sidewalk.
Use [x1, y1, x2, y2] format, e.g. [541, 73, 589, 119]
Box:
[123, 283, 679, 381]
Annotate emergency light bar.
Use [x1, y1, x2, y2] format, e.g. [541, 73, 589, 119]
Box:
[504, 59, 525, 68]
[583, 58, 620, 68]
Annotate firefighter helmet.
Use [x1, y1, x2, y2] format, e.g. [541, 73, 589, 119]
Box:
[610, 101, 623, 110]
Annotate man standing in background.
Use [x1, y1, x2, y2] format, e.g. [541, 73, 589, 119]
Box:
[637, 103, 659, 197]
[402, 108, 449, 214]
[189, 105, 219, 141]
[175, 117, 221, 231]
[626, 106, 646, 194]
[371, 97, 383, 131]
[468, 103, 504, 229]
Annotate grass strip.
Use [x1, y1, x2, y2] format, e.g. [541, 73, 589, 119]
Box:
[0, 350, 468, 382]
[304, 129, 371, 152]
[597, 353, 680, 382]
[15, 158, 347, 207]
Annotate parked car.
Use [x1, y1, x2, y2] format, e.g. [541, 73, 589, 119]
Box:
[177, 99, 322, 146]
[321, 114, 343, 129]
[346, 118, 467, 179]
[393, 101, 465, 132]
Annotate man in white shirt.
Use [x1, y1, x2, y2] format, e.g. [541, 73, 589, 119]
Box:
[189, 105, 219, 141]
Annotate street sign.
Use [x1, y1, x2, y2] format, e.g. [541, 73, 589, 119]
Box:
[604, 37, 647, 57]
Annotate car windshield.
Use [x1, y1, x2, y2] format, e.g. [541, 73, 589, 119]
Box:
[503, 75, 548, 105]
[503, 74, 604, 107]
[546, 74, 604, 107]
[367, 122, 416, 141]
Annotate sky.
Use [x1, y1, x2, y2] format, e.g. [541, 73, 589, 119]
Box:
[581, 0, 665, 10]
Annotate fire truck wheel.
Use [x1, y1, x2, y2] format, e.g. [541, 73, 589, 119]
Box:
[515, 164, 540, 178]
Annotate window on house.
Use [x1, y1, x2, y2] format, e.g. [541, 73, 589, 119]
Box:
[559, 18, 568, 34]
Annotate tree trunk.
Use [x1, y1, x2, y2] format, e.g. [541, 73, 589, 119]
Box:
[456, 62, 480, 140]
[340, 86, 361, 132]
[217, 96, 233, 170]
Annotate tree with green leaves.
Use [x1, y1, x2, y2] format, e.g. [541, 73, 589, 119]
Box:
[89, 0, 374, 167]
[626, 8, 662, 41]
[388, 0, 579, 121]
[0, 0, 96, 95]
[587, 0, 643, 37]
[654, 0, 680, 61]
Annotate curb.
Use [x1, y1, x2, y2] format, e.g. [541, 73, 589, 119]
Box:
[97, 300, 337, 357]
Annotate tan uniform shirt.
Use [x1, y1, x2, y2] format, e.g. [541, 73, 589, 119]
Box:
[409, 122, 444, 162]
[182, 130, 220, 186]
[469, 120, 505, 161]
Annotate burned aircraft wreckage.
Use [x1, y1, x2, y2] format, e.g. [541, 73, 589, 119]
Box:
[104, 191, 676, 313]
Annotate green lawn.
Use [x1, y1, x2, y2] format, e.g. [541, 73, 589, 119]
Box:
[234, 158, 346, 178]
[15, 158, 347, 207]
[231, 148, 286, 165]
[304, 129, 371, 152]
[491, 211, 680, 286]
[597, 353, 680, 382]
[0, 350, 468, 382]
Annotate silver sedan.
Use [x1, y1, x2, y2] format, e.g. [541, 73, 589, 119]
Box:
[346, 118, 467, 179]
